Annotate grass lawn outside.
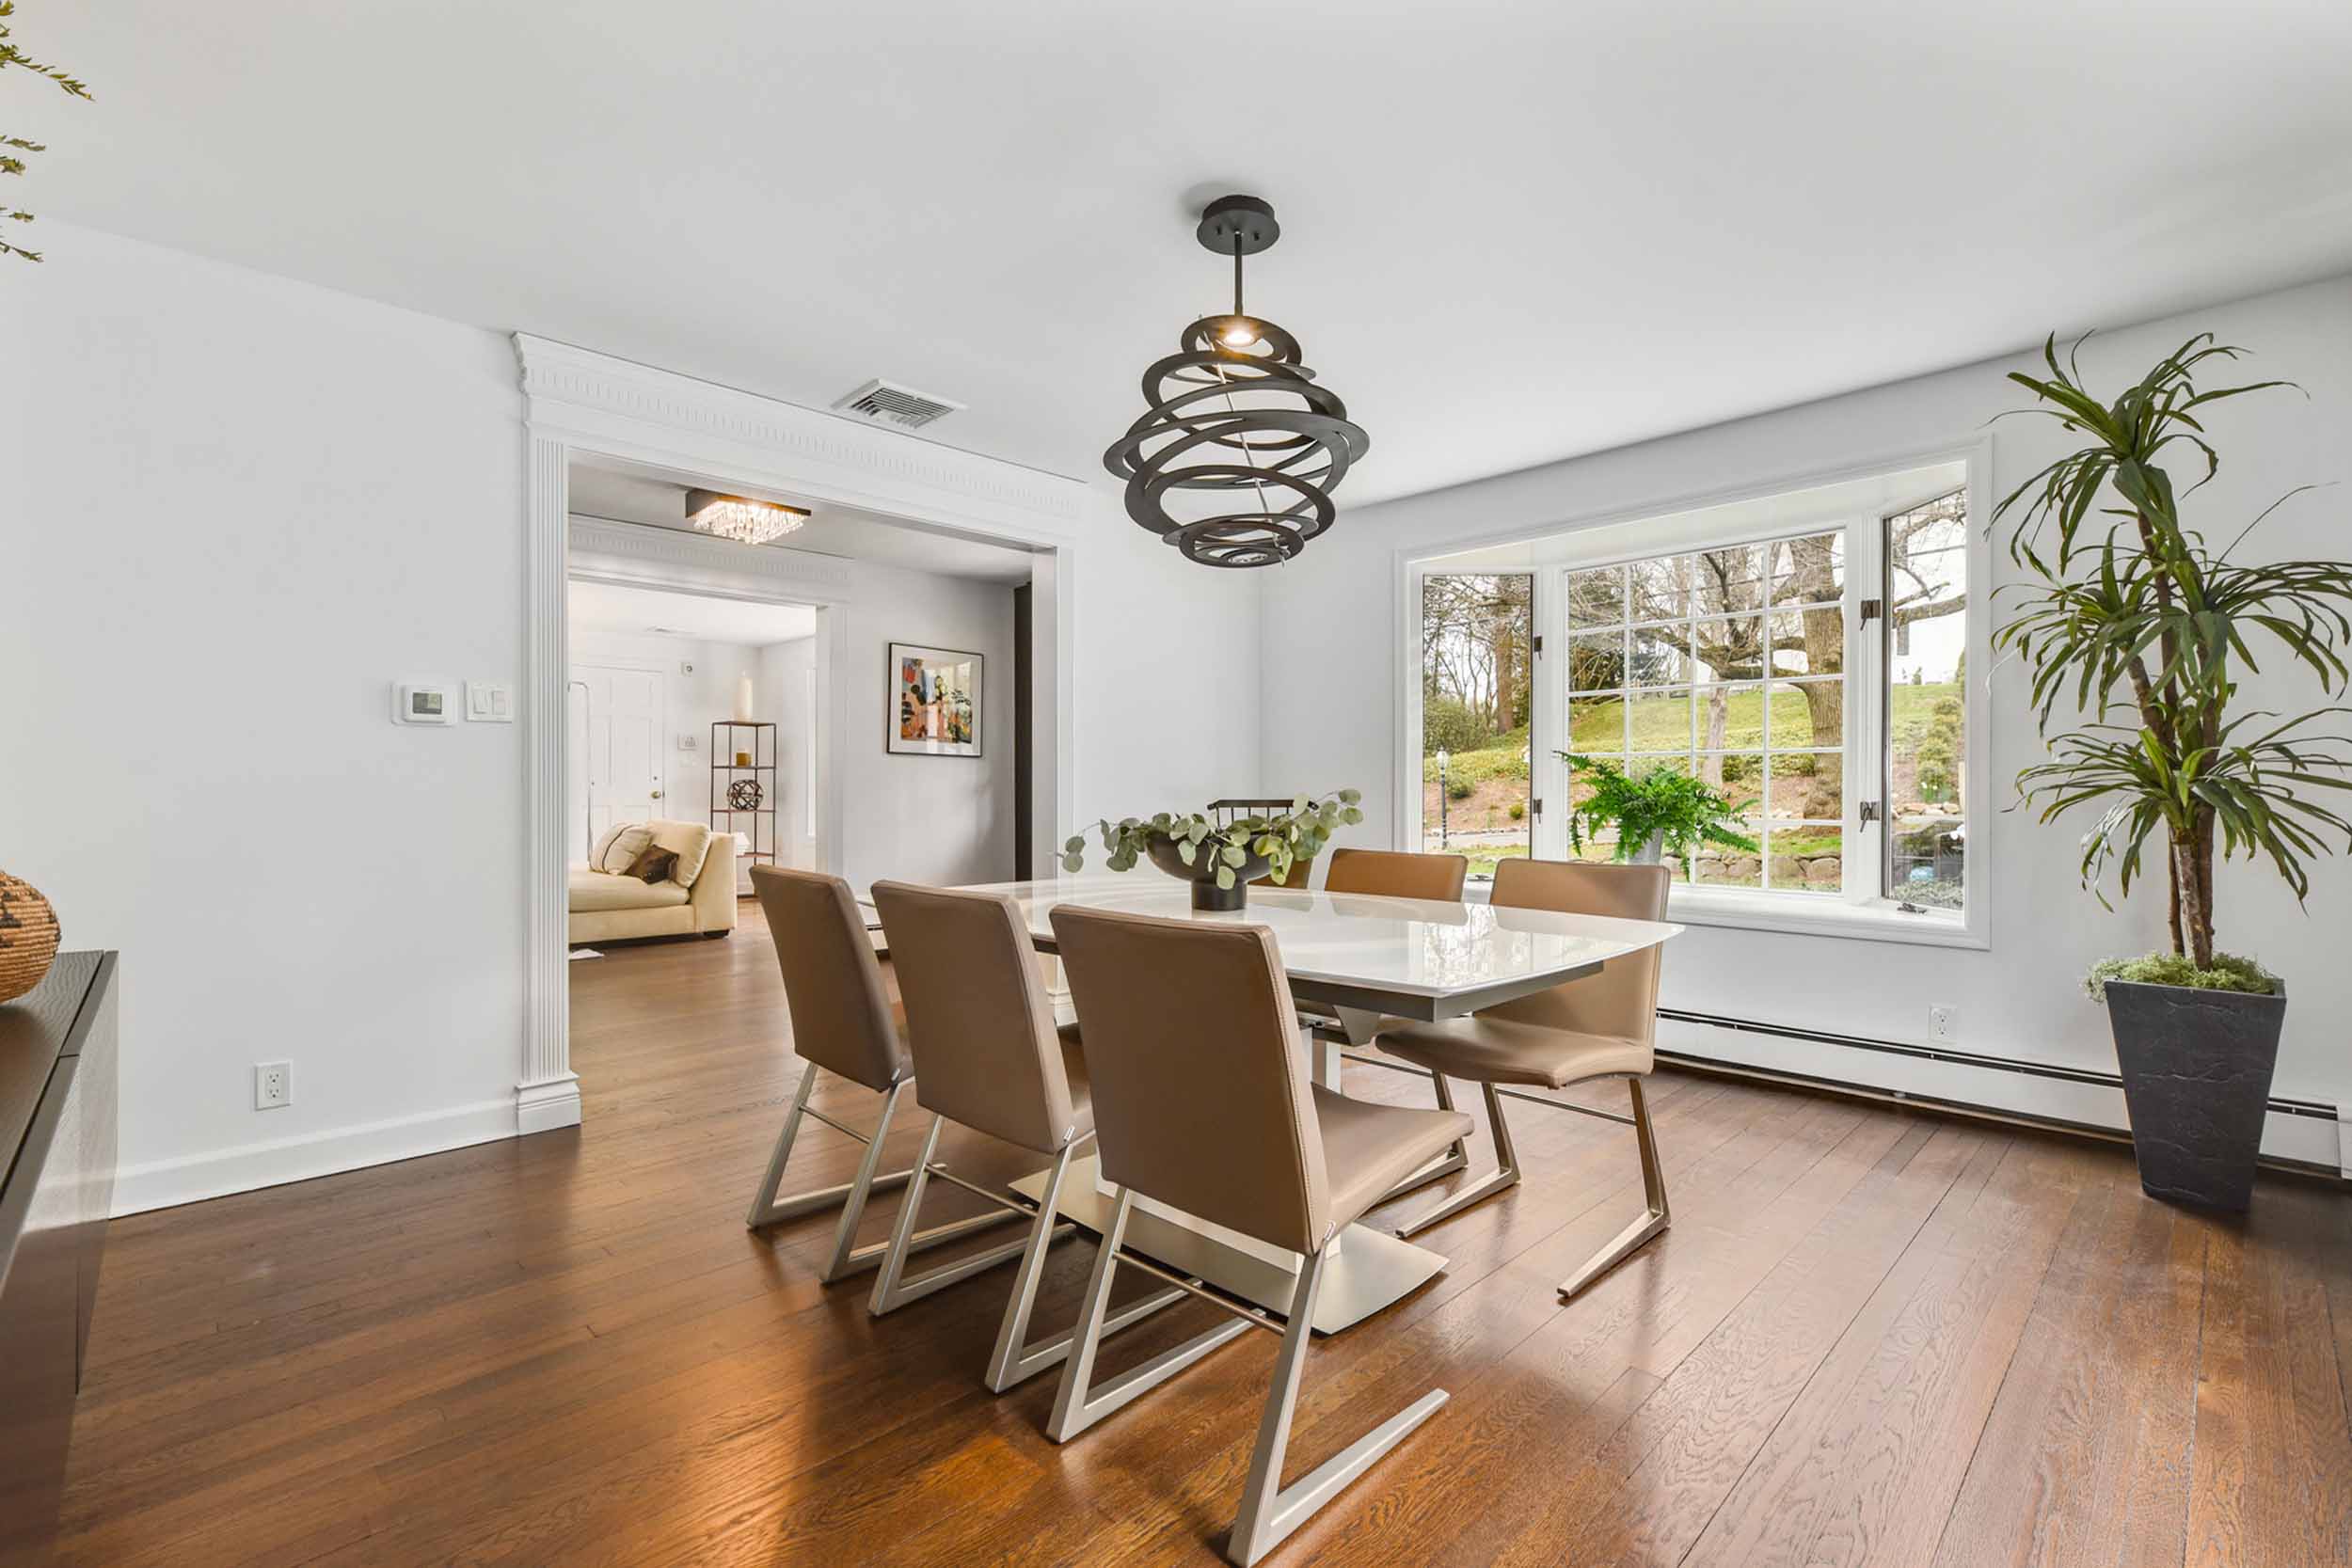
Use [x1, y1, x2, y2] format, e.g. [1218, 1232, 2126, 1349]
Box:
[1418, 683, 1965, 892]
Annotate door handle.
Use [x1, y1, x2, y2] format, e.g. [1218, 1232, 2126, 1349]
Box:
[651, 789, 663, 800]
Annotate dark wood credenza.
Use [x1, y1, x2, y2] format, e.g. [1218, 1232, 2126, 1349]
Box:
[0, 952, 119, 1568]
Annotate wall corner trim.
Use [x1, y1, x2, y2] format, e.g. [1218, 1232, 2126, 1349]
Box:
[516, 1073, 584, 1136]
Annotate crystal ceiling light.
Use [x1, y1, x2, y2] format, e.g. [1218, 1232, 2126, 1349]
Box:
[1104, 194, 1369, 569]
[685, 489, 810, 546]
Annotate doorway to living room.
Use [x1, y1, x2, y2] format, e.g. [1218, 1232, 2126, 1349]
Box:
[516, 335, 1081, 1139]
[558, 450, 1044, 1103]
[565, 578, 824, 960]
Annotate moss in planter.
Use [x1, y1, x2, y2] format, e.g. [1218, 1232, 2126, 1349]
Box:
[2084, 951, 2278, 1003]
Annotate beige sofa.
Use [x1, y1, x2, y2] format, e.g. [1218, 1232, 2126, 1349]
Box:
[568, 819, 738, 945]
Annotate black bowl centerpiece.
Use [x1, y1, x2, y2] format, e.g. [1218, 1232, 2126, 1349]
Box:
[1060, 791, 1363, 911]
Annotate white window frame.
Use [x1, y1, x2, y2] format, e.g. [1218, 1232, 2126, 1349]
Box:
[1396, 442, 1992, 950]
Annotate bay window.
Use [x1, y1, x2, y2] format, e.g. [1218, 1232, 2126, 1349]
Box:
[1409, 454, 1986, 943]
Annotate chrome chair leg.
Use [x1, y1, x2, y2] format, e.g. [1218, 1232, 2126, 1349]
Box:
[820, 1079, 907, 1281]
[868, 1116, 1065, 1315]
[982, 1145, 1185, 1392]
[1389, 1082, 1522, 1239]
[1556, 1076, 1670, 1301]
[745, 1063, 1022, 1282]
[1227, 1245, 1449, 1568]
[1046, 1187, 1251, 1443]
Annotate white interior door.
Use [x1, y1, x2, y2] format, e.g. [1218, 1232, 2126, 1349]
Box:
[574, 662, 665, 847]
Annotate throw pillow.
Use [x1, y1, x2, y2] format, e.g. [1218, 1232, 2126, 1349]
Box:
[591, 823, 654, 874]
[624, 843, 681, 884]
[646, 819, 715, 887]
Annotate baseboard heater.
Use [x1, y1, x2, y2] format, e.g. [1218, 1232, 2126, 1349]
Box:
[1651, 1007, 2344, 1183]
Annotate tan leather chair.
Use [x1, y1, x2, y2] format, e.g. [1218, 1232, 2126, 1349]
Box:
[866, 881, 1185, 1391]
[742, 866, 1024, 1281]
[1046, 903, 1473, 1568]
[1322, 847, 1469, 901]
[1305, 848, 1473, 1199]
[1373, 858, 1673, 1301]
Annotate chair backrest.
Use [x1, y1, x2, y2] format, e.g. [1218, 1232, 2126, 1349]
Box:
[1048, 905, 1329, 1254]
[750, 865, 906, 1093]
[1483, 859, 1671, 1049]
[869, 880, 1080, 1155]
[1322, 847, 1470, 901]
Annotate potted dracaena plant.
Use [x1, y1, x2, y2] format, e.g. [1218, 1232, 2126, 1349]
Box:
[1060, 791, 1363, 911]
[1559, 752, 1756, 868]
[1995, 333, 2352, 1211]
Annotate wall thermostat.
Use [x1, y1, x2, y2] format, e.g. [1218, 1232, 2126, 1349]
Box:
[393, 682, 454, 725]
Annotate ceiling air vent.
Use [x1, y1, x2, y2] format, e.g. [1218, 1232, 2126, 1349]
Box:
[831, 377, 965, 431]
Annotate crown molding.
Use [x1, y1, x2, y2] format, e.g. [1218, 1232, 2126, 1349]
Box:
[567, 514, 857, 595]
[515, 333, 1091, 541]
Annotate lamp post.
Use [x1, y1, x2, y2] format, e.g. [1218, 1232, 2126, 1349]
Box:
[1437, 748, 1451, 848]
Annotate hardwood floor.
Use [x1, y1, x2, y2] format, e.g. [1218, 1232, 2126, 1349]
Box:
[56, 901, 2352, 1566]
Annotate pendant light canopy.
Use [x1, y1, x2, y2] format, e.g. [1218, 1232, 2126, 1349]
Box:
[1104, 195, 1368, 568]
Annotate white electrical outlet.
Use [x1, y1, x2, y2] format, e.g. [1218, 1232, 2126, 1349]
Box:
[255, 1061, 293, 1110]
[1928, 1005, 1959, 1044]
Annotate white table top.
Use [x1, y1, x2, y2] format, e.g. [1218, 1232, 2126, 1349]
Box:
[965, 875, 1684, 1021]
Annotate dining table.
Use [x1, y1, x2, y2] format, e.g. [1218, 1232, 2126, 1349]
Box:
[961, 874, 1685, 1333]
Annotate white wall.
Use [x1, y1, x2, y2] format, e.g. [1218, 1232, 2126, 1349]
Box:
[1071, 520, 1264, 832]
[1260, 274, 2352, 1160]
[0, 225, 530, 1211]
[759, 636, 818, 870]
[834, 561, 1019, 890]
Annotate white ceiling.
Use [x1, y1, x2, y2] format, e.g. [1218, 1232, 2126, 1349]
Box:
[26, 4, 2352, 506]
[568, 578, 816, 646]
[568, 463, 1039, 582]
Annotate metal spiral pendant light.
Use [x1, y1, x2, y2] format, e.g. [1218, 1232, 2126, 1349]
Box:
[1104, 195, 1369, 568]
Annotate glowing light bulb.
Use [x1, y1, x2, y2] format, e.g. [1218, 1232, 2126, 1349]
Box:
[1221, 320, 1258, 347]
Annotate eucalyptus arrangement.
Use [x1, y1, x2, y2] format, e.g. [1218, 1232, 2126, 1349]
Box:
[1560, 753, 1756, 864]
[2, 1, 93, 263]
[1994, 332, 2352, 1209]
[1060, 790, 1363, 909]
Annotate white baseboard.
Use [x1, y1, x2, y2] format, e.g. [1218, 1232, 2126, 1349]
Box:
[110, 1096, 519, 1217]
[1657, 1015, 2344, 1175]
[516, 1073, 583, 1135]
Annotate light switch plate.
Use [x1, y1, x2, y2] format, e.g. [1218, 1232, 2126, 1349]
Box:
[466, 680, 515, 722]
[678, 732, 699, 752]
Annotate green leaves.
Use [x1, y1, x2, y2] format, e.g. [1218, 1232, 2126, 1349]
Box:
[1994, 333, 2352, 957]
[1053, 790, 1367, 890]
[1557, 752, 1755, 860]
[1, 0, 94, 265]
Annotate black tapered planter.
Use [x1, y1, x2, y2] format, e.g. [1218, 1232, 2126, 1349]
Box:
[2106, 978, 2286, 1212]
[1142, 833, 1271, 912]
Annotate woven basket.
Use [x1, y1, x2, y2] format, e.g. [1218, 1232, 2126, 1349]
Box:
[0, 871, 61, 1005]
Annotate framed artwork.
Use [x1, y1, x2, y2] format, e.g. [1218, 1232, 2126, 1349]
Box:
[887, 641, 983, 757]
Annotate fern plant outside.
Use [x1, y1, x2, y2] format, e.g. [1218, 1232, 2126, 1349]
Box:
[1558, 753, 1756, 864]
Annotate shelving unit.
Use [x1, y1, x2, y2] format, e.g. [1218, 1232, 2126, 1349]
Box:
[710, 721, 778, 870]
